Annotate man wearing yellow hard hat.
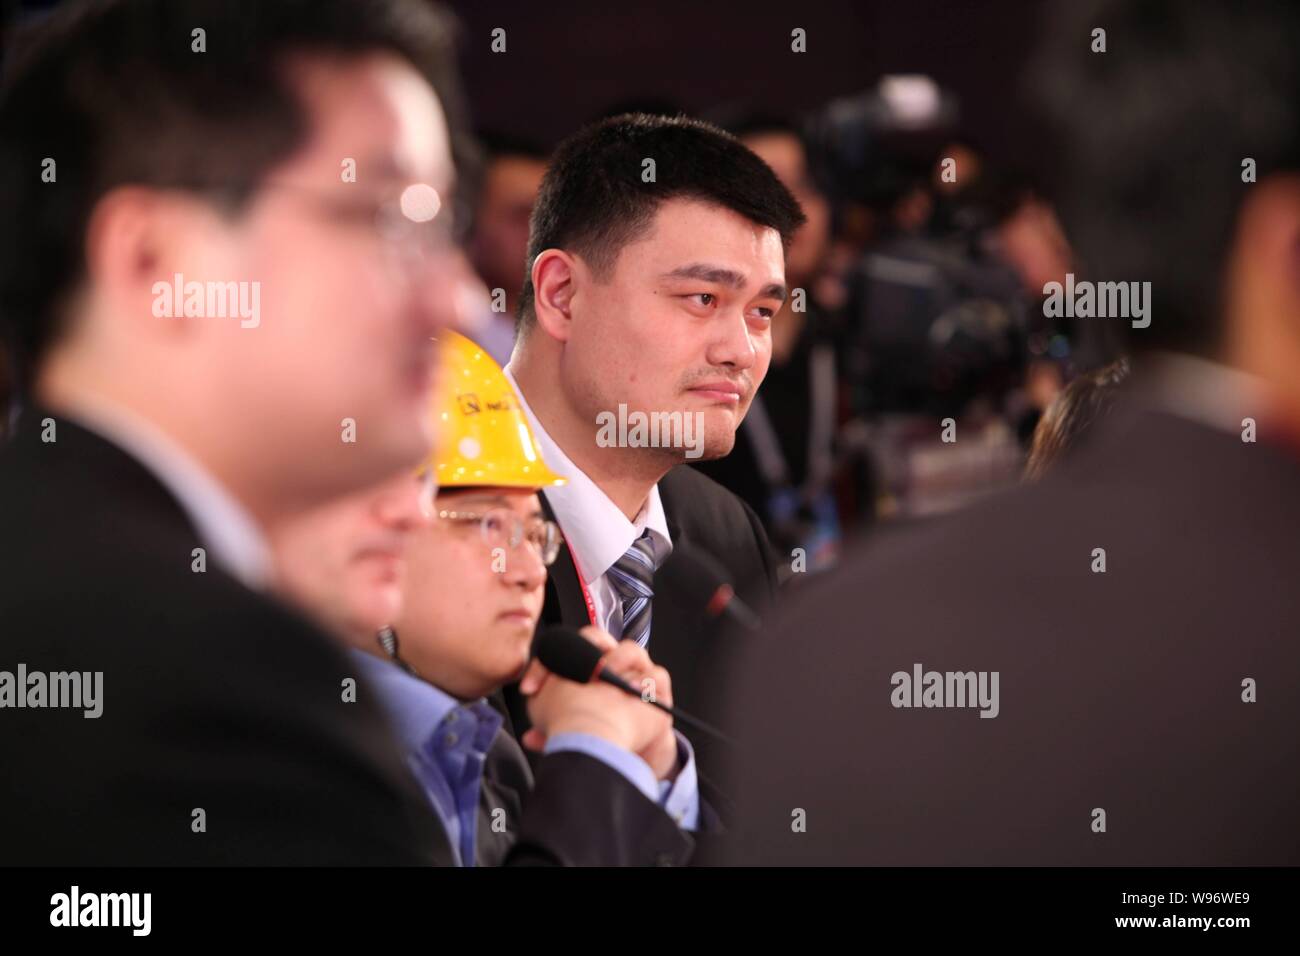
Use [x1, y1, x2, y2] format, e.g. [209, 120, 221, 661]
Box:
[272, 332, 698, 865]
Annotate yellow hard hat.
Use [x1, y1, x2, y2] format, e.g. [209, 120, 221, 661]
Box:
[426, 330, 566, 489]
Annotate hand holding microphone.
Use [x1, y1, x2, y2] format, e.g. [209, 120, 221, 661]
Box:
[519, 626, 679, 779]
[522, 625, 735, 755]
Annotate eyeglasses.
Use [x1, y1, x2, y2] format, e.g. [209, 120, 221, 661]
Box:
[256, 181, 458, 265]
[437, 508, 563, 566]
[416, 469, 438, 520]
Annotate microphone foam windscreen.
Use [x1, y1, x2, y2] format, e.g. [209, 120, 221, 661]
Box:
[531, 626, 603, 683]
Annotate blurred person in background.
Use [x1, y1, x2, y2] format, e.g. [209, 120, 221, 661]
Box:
[272, 333, 699, 865]
[693, 113, 845, 574]
[463, 132, 549, 365]
[271, 470, 431, 647]
[0, 0, 463, 864]
[725, 0, 1300, 865]
[806, 79, 1033, 521]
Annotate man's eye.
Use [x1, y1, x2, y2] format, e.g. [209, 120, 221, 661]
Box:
[689, 293, 716, 307]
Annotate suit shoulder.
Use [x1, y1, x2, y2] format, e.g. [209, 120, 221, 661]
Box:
[661, 464, 760, 527]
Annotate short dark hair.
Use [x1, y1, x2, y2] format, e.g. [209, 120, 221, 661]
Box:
[462, 129, 549, 236]
[1029, 0, 1300, 356]
[0, 0, 464, 388]
[517, 113, 806, 330]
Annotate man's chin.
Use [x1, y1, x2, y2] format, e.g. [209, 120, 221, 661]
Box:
[485, 641, 533, 689]
[689, 419, 737, 462]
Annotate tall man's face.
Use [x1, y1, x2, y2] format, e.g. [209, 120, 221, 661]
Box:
[187, 52, 460, 504]
[560, 198, 785, 462]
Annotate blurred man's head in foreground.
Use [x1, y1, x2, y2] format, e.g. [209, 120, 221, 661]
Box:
[0, 0, 466, 520]
[467, 132, 549, 315]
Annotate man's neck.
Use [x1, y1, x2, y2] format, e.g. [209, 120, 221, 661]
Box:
[36, 357, 275, 528]
[510, 358, 665, 521]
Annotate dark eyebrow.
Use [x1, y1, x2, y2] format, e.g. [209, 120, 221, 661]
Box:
[661, 263, 787, 303]
[661, 263, 746, 288]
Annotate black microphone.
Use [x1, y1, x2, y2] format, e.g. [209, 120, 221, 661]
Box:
[531, 626, 733, 745]
[657, 541, 762, 632]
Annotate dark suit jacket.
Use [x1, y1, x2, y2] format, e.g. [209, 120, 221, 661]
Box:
[0, 409, 444, 864]
[723, 394, 1300, 864]
[502, 464, 780, 825]
[468, 728, 693, 866]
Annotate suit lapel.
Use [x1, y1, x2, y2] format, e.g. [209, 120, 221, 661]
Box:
[539, 491, 592, 628]
[646, 471, 696, 689]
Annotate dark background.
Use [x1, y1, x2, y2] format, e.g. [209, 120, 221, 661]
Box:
[441, 0, 1049, 159]
[4, 0, 1052, 162]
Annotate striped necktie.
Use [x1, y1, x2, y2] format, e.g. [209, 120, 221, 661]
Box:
[607, 531, 656, 647]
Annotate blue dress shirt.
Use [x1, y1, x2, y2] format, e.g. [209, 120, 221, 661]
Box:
[352, 650, 699, 865]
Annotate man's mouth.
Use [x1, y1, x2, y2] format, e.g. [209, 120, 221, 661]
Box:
[686, 381, 745, 404]
[496, 607, 535, 626]
[355, 541, 405, 579]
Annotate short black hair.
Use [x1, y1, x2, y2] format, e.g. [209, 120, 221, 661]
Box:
[462, 129, 549, 235]
[1029, 0, 1300, 356]
[518, 113, 806, 331]
[0, 0, 464, 388]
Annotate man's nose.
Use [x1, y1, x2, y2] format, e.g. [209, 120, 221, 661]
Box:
[412, 247, 484, 336]
[503, 537, 547, 591]
[705, 308, 759, 370]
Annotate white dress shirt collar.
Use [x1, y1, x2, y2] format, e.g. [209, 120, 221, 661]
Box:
[59, 397, 274, 590]
[502, 366, 672, 586]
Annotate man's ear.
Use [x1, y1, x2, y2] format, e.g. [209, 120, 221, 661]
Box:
[83, 187, 207, 343]
[529, 248, 579, 343]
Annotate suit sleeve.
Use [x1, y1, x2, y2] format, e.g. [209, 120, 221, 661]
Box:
[504, 750, 694, 866]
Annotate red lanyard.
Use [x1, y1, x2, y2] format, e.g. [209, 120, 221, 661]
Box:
[568, 548, 598, 627]
[578, 576, 597, 627]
